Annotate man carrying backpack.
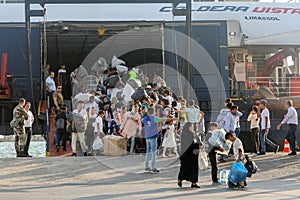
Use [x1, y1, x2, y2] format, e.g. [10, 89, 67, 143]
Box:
[55, 106, 68, 152]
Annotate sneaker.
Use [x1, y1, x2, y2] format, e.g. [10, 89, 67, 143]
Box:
[191, 183, 200, 188]
[274, 145, 279, 154]
[257, 152, 266, 155]
[71, 153, 77, 157]
[150, 168, 160, 174]
[178, 180, 182, 188]
[212, 181, 222, 186]
[84, 152, 88, 156]
[144, 168, 151, 173]
[288, 152, 297, 156]
[56, 147, 60, 152]
[162, 154, 167, 158]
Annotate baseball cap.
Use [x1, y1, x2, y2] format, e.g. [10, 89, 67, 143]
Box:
[259, 99, 268, 106]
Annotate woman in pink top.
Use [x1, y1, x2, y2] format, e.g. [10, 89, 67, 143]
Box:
[120, 105, 142, 154]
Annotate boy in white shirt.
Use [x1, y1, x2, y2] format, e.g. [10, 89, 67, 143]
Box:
[225, 131, 244, 162]
[225, 131, 246, 187]
[94, 110, 105, 137]
[93, 110, 105, 155]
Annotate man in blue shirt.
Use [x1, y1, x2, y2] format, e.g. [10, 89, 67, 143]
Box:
[143, 107, 171, 174]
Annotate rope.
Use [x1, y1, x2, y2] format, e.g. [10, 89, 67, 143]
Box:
[171, 4, 183, 97]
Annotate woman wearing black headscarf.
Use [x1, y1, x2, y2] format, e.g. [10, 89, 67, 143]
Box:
[178, 122, 201, 188]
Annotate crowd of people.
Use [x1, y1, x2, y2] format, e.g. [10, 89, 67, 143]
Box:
[10, 57, 298, 189]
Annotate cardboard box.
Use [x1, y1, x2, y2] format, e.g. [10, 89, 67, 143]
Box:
[103, 135, 127, 156]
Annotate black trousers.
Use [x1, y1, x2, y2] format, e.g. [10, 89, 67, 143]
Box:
[46, 90, 54, 113]
[24, 127, 32, 155]
[208, 147, 219, 183]
[250, 128, 260, 153]
[286, 124, 297, 152]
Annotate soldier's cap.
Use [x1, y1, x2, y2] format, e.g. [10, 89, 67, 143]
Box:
[259, 99, 268, 106]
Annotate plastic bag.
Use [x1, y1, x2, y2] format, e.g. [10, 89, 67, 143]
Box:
[93, 136, 103, 150]
[229, 161, 248, 185]
[131, 87, 148, 101]
[219, 169, 230, 185]
[111, 55, 125, 67]
[198, 149, 209, 170]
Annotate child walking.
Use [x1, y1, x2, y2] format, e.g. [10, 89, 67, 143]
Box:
[162, 120, 179, 157]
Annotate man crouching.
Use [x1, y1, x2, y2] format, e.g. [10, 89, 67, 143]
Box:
[225, 131, 247, 188]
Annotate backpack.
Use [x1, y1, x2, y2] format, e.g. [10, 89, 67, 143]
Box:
[244, 155, 258, 177]
[56, 118, 65, 130]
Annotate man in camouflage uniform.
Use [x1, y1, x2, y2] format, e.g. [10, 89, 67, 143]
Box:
[11, 98, 28, 157]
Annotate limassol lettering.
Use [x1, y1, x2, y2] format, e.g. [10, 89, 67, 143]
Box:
[245, 16, 280, 21]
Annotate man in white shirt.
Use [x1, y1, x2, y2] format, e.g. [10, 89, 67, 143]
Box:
[72, 101, 88, 157]
[206, 122, 227, 185]
[24, 102, 34, 157]
[277, 100, 298, 155]
[45, 71, 56, 112]
[225, 131, 244, 162]
[223, 105, 243, 137]
[216, 102, 232, 129]
[258, 100, 279, 155]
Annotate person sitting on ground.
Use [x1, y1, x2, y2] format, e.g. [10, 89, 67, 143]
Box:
[109, 112, 122, 135]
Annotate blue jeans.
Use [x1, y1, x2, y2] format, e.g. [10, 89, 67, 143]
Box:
[145, 138, 158, 169]
[260, 129, 277, 153]
[235, 127, 241, 138]
[130, 134, 136, 154]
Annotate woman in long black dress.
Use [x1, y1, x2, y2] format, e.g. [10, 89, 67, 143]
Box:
[178, 122, 200, 188]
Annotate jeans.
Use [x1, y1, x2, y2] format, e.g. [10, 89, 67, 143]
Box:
[286, 124, 297, 152]
[235, 127, 241, 138]
[56, 129, 67, 150]
[130, 134, 136, 154]
[145, 138, 158, 169]
[260, 129, 277, 153]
